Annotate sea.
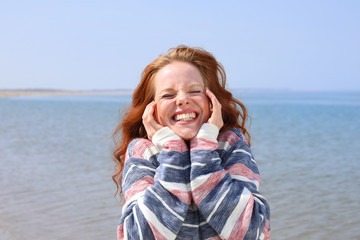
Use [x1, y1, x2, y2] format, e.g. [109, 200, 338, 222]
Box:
[0, 91, 359, 240]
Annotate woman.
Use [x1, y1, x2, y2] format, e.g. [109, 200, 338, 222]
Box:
[112, 46, 270, 239]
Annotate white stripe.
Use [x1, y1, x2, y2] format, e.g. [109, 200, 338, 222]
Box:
[158, 179, 190, 192]
[162, 163, 190, 170]
[211, 157, 221, 161]
[192, 162, 206, 167]
[182, 223, 198, 228]
[206, 187, 230, 222]
[133, 207, 143, 240]
[220, 188, 252, 239]
[122, 165, 136, 184]
[148, 187, 184, 221]
[232, 175, 260, 189]
[218, 141, 230, 150]
[258, 212, 264, 222]
[233, 149, 256, 162]
[253, 193, 267, 206]
[143, 145, 159, 160]
[233, 149, 251, 156]
[122, 191, 145, 215]
[254, 196, 264, 206]
[196, 123, 219, 142]
[138, 165, 156, 172]
[199, 221, 208, 226]
[259, 232, 265, 240]
[138, 196, 177, 239]
[123, 217, 128, 240]
[190, 173, 211, 190]
[152, 127, 181, 151]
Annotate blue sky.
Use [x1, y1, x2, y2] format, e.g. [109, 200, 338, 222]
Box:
[1, 1, 359, 91]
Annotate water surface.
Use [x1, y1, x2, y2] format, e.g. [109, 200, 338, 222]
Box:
[0, 91, 359, 239]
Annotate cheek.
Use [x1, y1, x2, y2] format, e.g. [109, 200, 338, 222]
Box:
[155, 102, 169, 124]
[204, 106, 211, 121]
[154, 106, 159, 123]
[200, 97, 211, 119]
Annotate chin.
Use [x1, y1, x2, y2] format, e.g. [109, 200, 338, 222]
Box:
[175, 130, 197, 140]
[180, 135, 195, 141]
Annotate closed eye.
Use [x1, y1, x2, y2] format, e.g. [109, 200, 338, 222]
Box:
[161, 94, 175, 99]
[189, 90, 201, 94]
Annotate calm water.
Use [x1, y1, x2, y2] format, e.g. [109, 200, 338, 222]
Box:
[0, 91, 359, 239]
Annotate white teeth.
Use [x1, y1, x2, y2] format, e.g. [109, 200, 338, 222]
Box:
[174, 113, 196, 121]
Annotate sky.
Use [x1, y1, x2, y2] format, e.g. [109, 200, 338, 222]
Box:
[0, 0, 359, 91]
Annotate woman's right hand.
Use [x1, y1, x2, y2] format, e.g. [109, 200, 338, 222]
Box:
[142, 101, 163, 140]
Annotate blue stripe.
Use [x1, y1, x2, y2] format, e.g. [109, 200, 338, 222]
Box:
[143, 190, 185, 233]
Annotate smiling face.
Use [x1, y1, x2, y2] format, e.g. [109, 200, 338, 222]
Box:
[153, 61, 211, 140]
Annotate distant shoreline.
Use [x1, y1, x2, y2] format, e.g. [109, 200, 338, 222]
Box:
[0, 89, 133, 98]
[1, 89, 357, 98]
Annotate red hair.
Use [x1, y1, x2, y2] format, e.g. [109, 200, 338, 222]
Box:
[112, 45, 250, 196]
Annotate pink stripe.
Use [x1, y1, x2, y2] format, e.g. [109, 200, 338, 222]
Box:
[192, 170, 227, 205]
[228, 195, 254, 240]
[241, 132, 248, 144]
[132, 139, 154, 159]
[167, 189, 192, 204]
[117, 224, 124, 240]
[218, 131, 241, 147]
[190, 138, 218, 151]
[125, 176, 154, 201]
[226, 163, 261, 184]
[163, 139, 188, 152]
[148, 221, 168, 240]
[124, 149, 130, 162]
[262, 220, 271, 240]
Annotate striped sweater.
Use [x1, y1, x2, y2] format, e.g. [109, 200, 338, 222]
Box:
[117, 123, 270, 240]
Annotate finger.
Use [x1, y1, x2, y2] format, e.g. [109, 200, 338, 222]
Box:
[147, 101, 156, 117]
[206, 88, 221, 112]
[206, 88, 219, 104]
[142, 101, 158, 140]
[205, 88, 214, 111]
[143, 101, 155, 120]
[205, 88, 223, 129]
[143, 101, 162, 130]
[147, 102, 158, 126]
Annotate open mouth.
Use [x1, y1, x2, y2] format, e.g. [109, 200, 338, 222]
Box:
[172, 112, 198, 122]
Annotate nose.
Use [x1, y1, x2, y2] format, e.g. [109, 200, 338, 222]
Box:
[176, 92, 190, 106]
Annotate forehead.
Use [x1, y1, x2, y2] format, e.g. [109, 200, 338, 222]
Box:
[153, 61, 204, 92]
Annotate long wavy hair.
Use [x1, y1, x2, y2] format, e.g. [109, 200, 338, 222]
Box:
[112, 45, 251, 196]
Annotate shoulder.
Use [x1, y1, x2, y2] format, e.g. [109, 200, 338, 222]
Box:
[218, 128, 259, 175]
[218, 128, 248, 150]
[126, 138, 159, 161]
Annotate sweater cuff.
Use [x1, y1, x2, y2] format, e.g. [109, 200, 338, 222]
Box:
[152, 127, 182, 151]
[195, 123, 219, 143]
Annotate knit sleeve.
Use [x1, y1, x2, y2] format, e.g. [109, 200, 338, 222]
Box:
[117, 127, 191, 240]
[189, 123, 271, 240]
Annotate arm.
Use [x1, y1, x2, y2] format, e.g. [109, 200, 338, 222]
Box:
[189, 124, 270, 240]
[117, 127, 192, 240]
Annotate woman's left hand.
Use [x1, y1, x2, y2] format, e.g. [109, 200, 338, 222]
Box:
[205, 88, 224, 130]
